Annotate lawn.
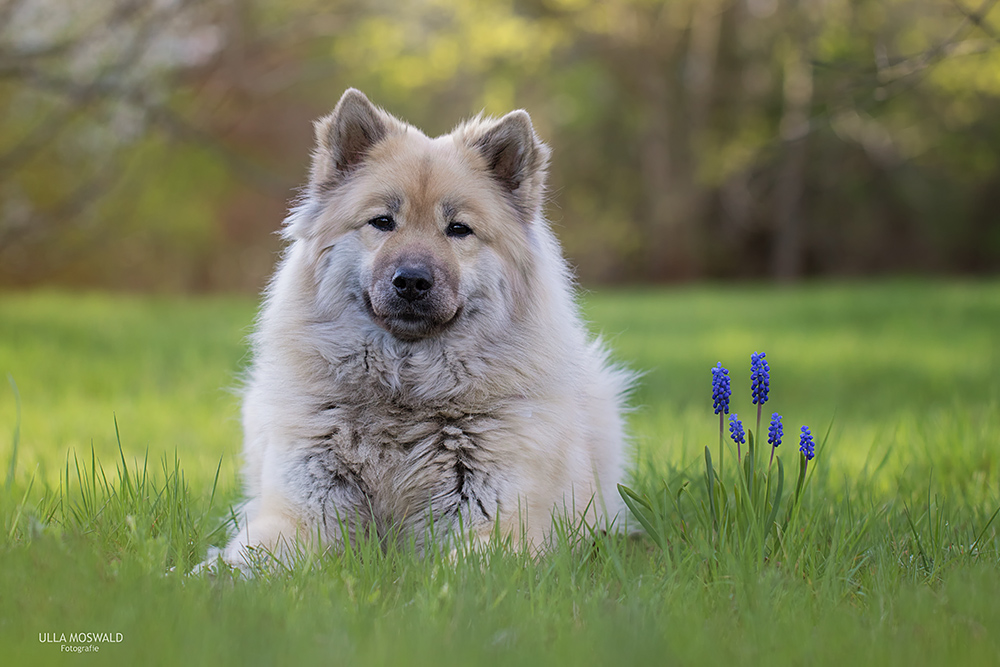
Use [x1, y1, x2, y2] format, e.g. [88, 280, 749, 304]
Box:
[1, 280, 998, 665]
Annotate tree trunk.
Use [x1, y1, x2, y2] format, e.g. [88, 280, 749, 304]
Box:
[772, 39, 813, 281]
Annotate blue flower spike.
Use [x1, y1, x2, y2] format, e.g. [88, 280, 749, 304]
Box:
[712, 362, 732, 479]
[768, 413, 783, 467]
[750, 352, 770, 405]
[712, 363, 731, 415]
[751, 351, 770, 441]
[799, 425, 815, 463]
[729, 413, 746, 461]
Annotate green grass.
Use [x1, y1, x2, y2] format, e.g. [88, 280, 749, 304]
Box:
[2, 280, 999, 665]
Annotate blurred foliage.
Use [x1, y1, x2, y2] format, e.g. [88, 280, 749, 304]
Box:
[0, 0, 998, 290]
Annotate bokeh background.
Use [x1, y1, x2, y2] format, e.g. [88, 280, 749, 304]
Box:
[2, 0, 999, 291]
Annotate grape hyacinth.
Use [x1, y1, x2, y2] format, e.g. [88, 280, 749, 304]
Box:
[712, 363, 732, 479]
[698, 355, 824, 530]
[799, 425, 815, 463]
[767, 413, 783, 467]
[750, 352, 770, 405]
[712, 363, 731, 415]
[729, 413, 745, 460]
[751, 351, 770, 441]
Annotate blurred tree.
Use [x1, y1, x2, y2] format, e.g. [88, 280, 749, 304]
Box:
[772, 0, 814, 281]
[0, 0, 270, 288]
[0, 0, 998, 289]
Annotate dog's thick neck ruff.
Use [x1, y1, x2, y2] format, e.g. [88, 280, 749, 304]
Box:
[256, 234, 580, 413]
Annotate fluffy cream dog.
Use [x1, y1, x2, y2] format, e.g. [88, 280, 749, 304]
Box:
[213, 89, 632, 569]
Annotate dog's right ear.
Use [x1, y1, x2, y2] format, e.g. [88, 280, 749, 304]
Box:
[310, 89, 400, 189]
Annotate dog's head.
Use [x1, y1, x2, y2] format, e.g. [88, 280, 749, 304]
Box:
[291, 89, 550, 342]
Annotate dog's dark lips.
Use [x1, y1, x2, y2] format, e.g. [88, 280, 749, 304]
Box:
[362, 291, 462, 341]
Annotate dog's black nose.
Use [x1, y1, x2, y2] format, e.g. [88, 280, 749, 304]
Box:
[392, 266, 433, 302]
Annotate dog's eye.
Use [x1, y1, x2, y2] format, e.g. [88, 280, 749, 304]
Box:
[446, 222, 473, 238]
[368, 215, 395, 232]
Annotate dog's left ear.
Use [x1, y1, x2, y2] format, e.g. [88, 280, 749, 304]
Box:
[468, 110, 551, 220]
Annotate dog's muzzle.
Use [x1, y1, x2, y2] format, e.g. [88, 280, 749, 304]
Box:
[366, 258, 460, 341]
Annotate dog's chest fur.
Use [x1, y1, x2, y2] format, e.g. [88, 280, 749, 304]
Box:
[281, 342, 521, 542]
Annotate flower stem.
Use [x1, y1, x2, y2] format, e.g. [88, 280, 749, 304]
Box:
[718, 412, 724, 484]
[756, 403, 762, 456]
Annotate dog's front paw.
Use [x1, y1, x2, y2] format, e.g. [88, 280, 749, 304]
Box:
[195, 513, 305, 576]
[189, 546, 226, 576]
[189, 544, 254, 577]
